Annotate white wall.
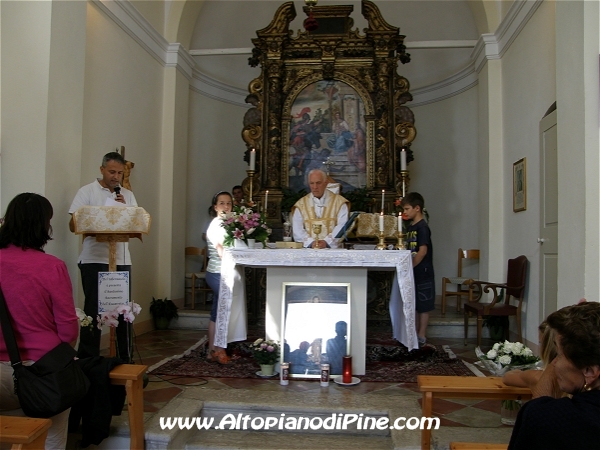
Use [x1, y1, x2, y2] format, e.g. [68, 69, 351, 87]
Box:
[186, 90, 249, 246]
[1, 1, 87, 288]
[411, 87, 480, 293]
[75, 2, 165, 323]
[501, 0, 556, 342]
[556, 0, 600, 306]
[1, 1, 52, 205]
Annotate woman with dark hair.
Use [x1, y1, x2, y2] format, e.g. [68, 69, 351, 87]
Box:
[0, 193, 79, 449]
[508, 301, 600, 449]
[205, 191, 233, 364]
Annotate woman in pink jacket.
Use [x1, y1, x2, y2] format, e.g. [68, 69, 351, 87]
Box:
[0, 193, 79, 449]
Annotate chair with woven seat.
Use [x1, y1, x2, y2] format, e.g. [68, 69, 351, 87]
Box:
[441, 248, 480, 315]
[463, 255, 528, 346]
[185, 246, 211, 309]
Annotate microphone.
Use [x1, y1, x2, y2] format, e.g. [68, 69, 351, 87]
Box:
[114, 184, 121, 196]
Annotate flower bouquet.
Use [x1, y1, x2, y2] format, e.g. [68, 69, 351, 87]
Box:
[222, 206, 271, 247]
[476, 341, 542, 425]
[75, 308, 94, 330]
[97, 302, 142, 362]
[250, 338, 280, 365]
[476, 341, 541, 376]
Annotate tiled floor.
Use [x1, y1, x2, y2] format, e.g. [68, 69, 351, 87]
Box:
[131, 305, 513, 432]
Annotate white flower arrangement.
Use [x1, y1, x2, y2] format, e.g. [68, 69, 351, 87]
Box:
[75, 308, 94, 330]
[476, 341, 541, 376]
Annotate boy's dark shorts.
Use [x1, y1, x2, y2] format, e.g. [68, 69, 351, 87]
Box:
[415, 279, 435, 313]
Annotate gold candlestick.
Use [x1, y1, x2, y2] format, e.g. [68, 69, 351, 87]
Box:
[395, 231, 406, 250]
[246, 169, 256, 207]
[399, 170, 410, 197]
[376, 231, 386, 250]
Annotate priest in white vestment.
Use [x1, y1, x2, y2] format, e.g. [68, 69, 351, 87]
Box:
[291, 169, 349, 249]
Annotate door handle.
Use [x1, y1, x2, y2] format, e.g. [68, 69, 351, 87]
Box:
[537, 238, 547, 244]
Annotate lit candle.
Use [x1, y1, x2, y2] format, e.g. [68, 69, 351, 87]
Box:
[381, 189, 385, 212]
[379, 212, 384, 232]
[249, 149, 256, 171]
[398, 212, 402, 232]
[400, 149, 407, 171]
[342, 356, 352, 384]
[264, 190, 269, 212]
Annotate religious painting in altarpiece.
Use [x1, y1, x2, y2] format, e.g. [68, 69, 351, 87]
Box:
[240, 0, 416, 223]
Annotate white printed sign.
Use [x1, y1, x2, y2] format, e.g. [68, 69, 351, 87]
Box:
[98, 271, 130, 312]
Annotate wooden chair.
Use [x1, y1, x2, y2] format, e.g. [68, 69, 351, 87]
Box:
[185, 246, 211, 309]
[441, 248, 480, 314]
[463, 255, 528, 346]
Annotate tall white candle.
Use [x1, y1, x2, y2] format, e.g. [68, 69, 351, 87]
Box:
[381, 189, 385, 212]
[250, 149, 256, 171]
[379, 212, 384, 232]
[398, 212, 402, 232]
[264, 190, 269, 212]
[400, 149, 407, 171]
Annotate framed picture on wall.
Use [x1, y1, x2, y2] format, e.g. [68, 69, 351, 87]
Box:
[513, 157, 527, 212]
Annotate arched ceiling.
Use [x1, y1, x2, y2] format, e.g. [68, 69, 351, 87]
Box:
[185, 0, 499, 99]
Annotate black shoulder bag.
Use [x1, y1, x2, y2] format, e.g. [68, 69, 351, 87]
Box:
[0, 287, 90, 418]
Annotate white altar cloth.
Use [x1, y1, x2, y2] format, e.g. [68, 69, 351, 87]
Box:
[215, 248, 418, 350]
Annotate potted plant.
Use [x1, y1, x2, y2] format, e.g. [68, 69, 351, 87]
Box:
[250, 338, 280, 376]
[149, 297, 178, 330]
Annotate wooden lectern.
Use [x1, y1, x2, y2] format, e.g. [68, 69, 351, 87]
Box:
[72, 206, 151, 356]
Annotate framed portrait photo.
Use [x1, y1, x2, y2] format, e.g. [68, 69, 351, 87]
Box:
[513, 158, 527, 212]
[281, 282, 351, 378]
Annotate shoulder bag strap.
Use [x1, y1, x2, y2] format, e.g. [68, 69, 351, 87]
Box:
[0, 286, 24, 368]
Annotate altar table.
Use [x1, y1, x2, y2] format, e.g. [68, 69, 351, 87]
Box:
[214, 248, 417, 351]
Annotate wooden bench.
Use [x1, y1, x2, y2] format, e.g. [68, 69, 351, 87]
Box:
[0, 416, 52, 449]
[417, 375, 532, 450]
[109, 364, 147, 450]
[450, 443, 508, 450]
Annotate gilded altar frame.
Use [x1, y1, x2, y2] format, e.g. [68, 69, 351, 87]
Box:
[242, 0, 416, 220]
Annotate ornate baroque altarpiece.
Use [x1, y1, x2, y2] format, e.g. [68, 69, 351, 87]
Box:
[241, 0, 416, 221]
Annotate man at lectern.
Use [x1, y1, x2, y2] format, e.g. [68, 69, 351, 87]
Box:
[69, 152, 138, 361]
[292, 169, 349, 249]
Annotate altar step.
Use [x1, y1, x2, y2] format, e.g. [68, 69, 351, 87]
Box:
[171, 309, 211, 330]
[143, 394, 401, 449]
[427, 304, 494, 340]
[143, 385, 513, 450]
[172, 306, 489, 340]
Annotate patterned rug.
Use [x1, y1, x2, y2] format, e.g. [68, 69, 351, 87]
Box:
[150, 339, 474, 383]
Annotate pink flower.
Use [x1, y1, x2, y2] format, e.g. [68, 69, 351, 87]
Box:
[233, 229, 244, 239]
[132, 303, 142, 315]
[106, 318, 119, 327]
[123, 312, 136, 323]
[267, 345, 274, 352]
[117, 305, 131, 315]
